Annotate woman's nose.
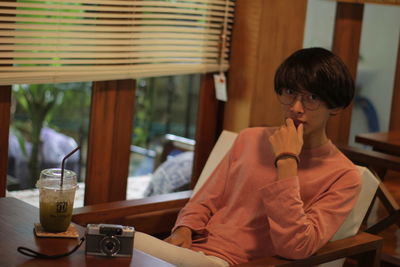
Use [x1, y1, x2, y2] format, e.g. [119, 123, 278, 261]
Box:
[290, 96, 305, 113]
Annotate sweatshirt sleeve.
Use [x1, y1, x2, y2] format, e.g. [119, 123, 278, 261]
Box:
[172, 142, 233, 235]
[260, 169, 361, 259]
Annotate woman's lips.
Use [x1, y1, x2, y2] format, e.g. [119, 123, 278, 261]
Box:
[292, 119, 304, 128]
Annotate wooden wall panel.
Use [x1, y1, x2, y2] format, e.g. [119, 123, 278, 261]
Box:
[85, 80, 135, 205]
[224, 0, 308, 131]
[328, 2, 364, 144]
[250, 0, 308, 128]
[223, 0, 264, 132]
[0, 86, 11, 197]
[389, 38, 400, 131]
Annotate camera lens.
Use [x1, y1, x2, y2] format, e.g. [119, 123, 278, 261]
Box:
[100, 236, 121, 256]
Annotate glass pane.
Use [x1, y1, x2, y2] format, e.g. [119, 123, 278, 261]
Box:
[127, 74, 200, 199]
[6, 82, 91, 208]
[303, 0, 336, 49]
[349, 4, 400, 147]
[304, 1, 400, 146]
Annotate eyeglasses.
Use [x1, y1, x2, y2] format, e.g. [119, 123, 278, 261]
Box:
[277, 89, 321, 111]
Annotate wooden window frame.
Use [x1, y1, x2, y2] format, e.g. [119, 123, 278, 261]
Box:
[83, 74, 222, 205]
[0, 86, 11, 197]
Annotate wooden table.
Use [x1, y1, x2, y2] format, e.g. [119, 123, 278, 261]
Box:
[0, 197, 175, 267]
[355, 132, 400, 265]
[355, 131, 400, 157]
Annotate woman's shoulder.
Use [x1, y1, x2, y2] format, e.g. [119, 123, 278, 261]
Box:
[238, 126, 278, 138]
[230, 127, 278, 154]
[329, 145, 362, 185]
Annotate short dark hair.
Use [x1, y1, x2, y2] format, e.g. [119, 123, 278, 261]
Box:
[274, 47, 355, 109]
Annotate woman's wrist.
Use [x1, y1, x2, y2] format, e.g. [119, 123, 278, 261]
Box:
[174, 226, 192, 236]
[276, 157, 298, 179]
[274, 152, 300, 168]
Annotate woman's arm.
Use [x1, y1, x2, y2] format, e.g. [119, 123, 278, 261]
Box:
[261, 169, 361, 259]
[269, 118, 303, 179]
[168, 133, 239, 238]
[164, 226, 193, 248]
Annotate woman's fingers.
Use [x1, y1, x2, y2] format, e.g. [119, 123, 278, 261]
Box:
[182, 240, 192, 249]
[268, 118, 303, 157]
[297, 123, 304, 142]
[164, 232, 192, 248]
[286, 118, 294, 128]
[166, 237, 183, 246]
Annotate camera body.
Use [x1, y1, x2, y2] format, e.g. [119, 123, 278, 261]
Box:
[85, 223, 134, 257]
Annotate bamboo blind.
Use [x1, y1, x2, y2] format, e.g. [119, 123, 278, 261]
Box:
[0, 0, 235, 85]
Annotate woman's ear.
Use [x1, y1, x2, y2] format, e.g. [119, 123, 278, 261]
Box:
[329, 107, 342, 116]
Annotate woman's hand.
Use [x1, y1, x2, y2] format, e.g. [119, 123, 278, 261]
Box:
[269, 118, 304, 157]
[164, 226, 192, 248]
[268, 118, 304, 179]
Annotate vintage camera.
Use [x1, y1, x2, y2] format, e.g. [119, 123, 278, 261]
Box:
[85, 224, 135, 257]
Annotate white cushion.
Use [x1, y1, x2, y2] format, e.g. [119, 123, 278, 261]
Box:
[319, 166, 380, 267]
[331, 166, 379, 241]
[144, 151, 194, 196]
[192, 130, 238, 196]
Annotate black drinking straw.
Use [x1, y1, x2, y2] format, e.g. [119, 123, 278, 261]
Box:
[60, 146, 80, 187]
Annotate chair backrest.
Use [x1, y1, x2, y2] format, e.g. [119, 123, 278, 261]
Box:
[192, 130, 238, 196]
[330, 166, 380, 240]
[192, 130, 381, 267]
[319, 166, 380, 267]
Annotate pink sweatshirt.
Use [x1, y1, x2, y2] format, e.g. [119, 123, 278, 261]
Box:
[173, 127, 361, 265]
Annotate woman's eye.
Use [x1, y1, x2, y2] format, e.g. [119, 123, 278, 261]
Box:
[309, 94, 319, 101]
[284, 89, 295, 95]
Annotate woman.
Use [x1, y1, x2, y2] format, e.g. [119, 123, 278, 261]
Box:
[134, 47, 361, 266]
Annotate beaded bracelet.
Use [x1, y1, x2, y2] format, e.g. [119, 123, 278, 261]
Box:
[274, 152, 300, 168]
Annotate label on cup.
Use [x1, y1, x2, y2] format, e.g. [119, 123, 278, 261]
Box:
[56, 201, 68, 213]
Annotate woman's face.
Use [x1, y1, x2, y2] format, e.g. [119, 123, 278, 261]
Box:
[278, 89, 339, 145]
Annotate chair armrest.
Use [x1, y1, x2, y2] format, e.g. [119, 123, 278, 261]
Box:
[337, 144, 400, 234]
[154, 134, 195, 170]
[72, 190, 191, 234]
[234, 232, 383, 267]
[337, 144, 400, 172]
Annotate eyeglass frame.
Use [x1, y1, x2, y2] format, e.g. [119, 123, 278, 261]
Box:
[277, 88, 323, 111]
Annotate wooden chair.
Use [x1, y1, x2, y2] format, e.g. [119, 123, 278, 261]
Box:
[337, 144, 400, 235]
[153, 134, 195, 172]
[73, 131, 384, 266]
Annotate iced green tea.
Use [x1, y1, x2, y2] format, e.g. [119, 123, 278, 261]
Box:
[39, 187, 75, 232]
[36, 168, 78, 233]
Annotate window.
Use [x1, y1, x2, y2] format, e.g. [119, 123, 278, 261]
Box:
[349, 4, 400, 147]
[1, 0, 235, 204]
[128, 74, 200, 199]
[6, 82, 91, 207]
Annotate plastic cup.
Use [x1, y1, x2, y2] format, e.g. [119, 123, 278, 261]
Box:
[36, 168, 78, 233]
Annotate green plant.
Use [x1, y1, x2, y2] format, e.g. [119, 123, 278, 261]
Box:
[133, 79, 153, 148]
[12, 83, 60, 187]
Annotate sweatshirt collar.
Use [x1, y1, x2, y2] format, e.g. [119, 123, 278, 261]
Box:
[300, 139, 334, 158]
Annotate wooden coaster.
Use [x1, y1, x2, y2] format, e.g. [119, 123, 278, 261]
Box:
[34, 223, 79, 239]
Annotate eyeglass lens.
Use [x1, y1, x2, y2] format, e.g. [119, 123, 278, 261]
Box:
[278, 90, 320, 110]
